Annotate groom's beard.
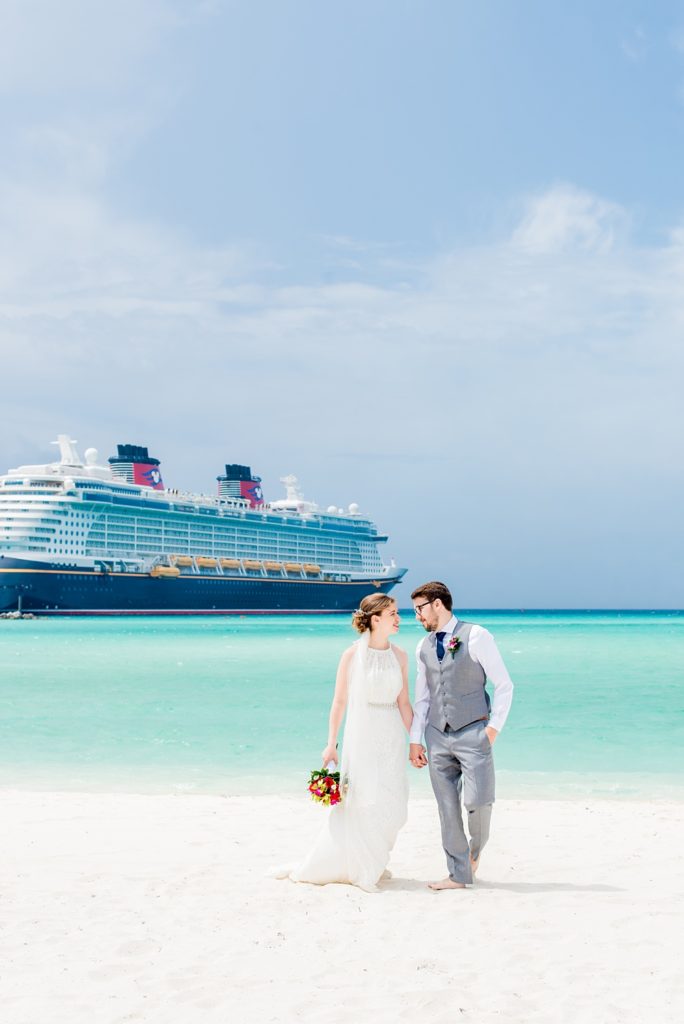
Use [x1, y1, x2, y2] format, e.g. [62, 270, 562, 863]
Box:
[421, 617, 438, 633]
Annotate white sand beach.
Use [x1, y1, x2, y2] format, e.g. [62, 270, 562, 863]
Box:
[1, 791, 682, 1024]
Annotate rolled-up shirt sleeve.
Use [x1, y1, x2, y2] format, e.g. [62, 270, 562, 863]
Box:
[469, 626, 514, 733]
[410, 638, 430, 744]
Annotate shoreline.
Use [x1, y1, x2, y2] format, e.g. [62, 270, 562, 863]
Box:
[2, 790, 682, 1023]
[2, 769, 683, 803]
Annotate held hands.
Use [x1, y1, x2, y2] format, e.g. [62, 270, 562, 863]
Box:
[409, 743, 427, 769]
[321, 744, 338, 767]
[409, 729, 496, 769]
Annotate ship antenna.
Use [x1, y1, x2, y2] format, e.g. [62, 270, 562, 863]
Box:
[280, 475, 303, 502]
[50, 435, 82, 466]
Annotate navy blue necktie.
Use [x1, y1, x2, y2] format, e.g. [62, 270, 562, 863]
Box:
[436, 631, 447, 661]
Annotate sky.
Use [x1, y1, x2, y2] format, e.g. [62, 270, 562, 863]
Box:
[0, 0, 683, 608]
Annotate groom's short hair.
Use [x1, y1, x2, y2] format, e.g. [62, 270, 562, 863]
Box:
[410, 581, 453, 611]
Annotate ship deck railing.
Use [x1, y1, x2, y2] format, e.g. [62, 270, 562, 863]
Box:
[72, 483, 377, 531]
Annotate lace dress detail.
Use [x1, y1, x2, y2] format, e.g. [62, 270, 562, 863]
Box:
[283, 643, 408, 892]
[366, 646, 403, 705]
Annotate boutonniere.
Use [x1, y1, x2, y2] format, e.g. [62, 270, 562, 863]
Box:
[446, 635, 462, 658]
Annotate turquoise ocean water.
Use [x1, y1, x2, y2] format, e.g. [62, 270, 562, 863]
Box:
[0, 612, 682, 799]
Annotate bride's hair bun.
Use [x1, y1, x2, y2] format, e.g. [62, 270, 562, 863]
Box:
[351, 607, 371, 633]
[351, 593, 395, 633]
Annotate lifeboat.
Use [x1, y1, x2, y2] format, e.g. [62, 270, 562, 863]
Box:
[303, 563, 321, 575]
[196, 557, 218, 568]
[150, 565, 181, 579]
[174, 555, 193, 567]
[263, 561, 283, 572]
[220, 558, 240, 569]
[242, 559, 263, 571]
[284, 562, 303, 573]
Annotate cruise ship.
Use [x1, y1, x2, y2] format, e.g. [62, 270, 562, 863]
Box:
[0, 436, 406, 615]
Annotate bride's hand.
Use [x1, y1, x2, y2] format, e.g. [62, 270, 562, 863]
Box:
[321, 745, 338, 767]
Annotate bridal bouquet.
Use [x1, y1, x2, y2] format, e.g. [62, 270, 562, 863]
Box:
[308, 765, 344, 806]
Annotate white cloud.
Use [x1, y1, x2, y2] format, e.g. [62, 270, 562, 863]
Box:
[510, 184, 627, 255]
[14, 111, 155, 189]
[0, 0, 209, 95]
[0, 178, 264, 317]
[0, 179, 678, 374]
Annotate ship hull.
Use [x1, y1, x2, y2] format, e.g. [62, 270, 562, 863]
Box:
[0, 557, 404, 615]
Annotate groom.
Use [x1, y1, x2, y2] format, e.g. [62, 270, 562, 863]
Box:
[409, 581, 514, 890]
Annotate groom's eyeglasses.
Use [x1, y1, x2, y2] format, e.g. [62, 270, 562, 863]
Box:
[413, 600, 433, 617]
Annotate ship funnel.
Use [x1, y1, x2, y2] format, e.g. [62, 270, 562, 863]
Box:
[108, 444, 164, 490]
[217, 464, 263, 506]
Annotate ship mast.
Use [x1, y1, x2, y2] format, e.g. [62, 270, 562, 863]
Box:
[50, 435, 82, 466]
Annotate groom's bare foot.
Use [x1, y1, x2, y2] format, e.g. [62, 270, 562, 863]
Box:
[428, 877, 466, 890]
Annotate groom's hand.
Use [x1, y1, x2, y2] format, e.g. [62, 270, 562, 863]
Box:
[484, 726, 498, 746]
[409, 743, 427, 768]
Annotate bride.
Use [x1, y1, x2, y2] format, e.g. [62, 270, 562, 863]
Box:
[276, 593, 413, 892]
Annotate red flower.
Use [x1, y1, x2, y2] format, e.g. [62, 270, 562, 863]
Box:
[308, 765, 344, 806]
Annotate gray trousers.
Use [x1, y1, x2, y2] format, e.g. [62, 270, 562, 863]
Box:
[426, 719, 495, 884]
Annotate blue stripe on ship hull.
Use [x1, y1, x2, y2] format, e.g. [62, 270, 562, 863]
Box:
[0, 558, 403, 614]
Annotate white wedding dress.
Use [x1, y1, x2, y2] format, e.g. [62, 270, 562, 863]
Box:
[278, 634, 409, 892]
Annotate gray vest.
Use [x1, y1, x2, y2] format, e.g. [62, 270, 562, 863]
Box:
[420, 621, 490, 733]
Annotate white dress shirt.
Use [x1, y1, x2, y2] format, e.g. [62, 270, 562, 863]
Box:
[409, 615, 514, 744]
